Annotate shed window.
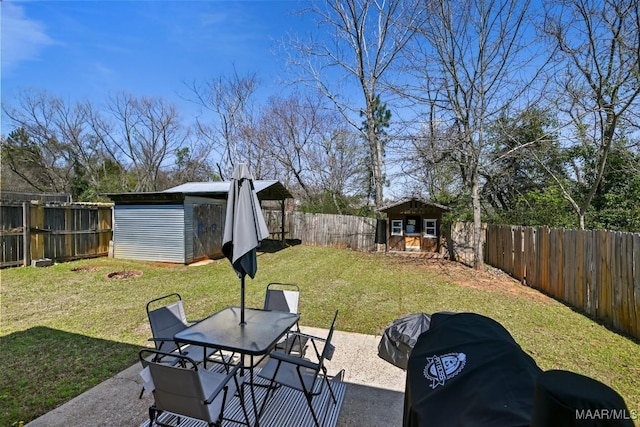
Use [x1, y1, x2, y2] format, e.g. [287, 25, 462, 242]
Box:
[391, 220, 403, 236]
[423, 219, 437, 238]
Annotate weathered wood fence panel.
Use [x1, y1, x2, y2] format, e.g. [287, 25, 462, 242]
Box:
[449, 221, 486, 266]
[1, 202, 112, 267]
[485, 224, 640, 339]
[264, 211, 377, 253]
[0, 204, 26, 267]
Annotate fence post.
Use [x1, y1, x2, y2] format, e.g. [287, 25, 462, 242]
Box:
[633, 233, 640, 338]
[280, 200, 286, 246]
[65, 206, 73, 260]
[31, 204, 45, 260]
[22, 202, 31, 266]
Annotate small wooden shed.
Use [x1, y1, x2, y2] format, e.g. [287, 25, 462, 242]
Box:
[380, 198, 449, 253]
[107, 180, 292, 264]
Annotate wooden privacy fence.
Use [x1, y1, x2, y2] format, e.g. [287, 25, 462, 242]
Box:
[485, 224, 640, 339]
[1, 202, 112, 268]
[448, 221, 487, 266]
[264, 211, 377, 252]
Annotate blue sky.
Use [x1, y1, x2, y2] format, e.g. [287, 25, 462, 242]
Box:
[1, 0, 312, 130]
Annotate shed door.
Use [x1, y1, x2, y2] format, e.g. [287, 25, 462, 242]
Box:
[406, 235, 421, 249]
[405, 215, 421, 250]
[192, 204, 224, 259]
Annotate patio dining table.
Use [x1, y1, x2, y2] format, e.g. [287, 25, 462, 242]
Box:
[174, 306, 300, 426]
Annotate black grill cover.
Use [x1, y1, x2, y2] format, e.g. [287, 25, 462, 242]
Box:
[378, 313, 432, 370]
[530, 370, 633, 427]
[403, 312, 542, 427]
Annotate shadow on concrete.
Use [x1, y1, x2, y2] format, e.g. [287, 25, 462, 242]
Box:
[1, 326, 139, 426]
[339, 382, 405, 427]
[23, 366, 407, 427]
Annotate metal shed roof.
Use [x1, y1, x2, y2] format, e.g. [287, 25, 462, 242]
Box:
[107, 180, 292, 203]
[164, 180, 292, 200]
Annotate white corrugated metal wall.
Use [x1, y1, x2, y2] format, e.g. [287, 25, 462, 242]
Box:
[113, 204, 186, 263]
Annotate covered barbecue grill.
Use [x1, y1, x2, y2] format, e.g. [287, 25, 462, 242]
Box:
[398, 312, 633, 427]
[378, 312, 432, 370]
[402, 312, 542, 427]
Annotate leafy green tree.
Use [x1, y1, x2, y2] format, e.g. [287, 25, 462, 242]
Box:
[1, 127, 68, 192]
[170, 146, 216, 185]
[488, 136, 640, 232]
[501, 186, 578, 228]
[483, 108, 563, 213]
[587, 141, 640, 232]
[541, 0, 640, 229]
[70, 154, 91, 201]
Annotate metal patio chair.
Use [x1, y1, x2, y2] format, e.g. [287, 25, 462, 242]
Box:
[263, 282, 307, 355]
[257, 310, 339, 427]
[140, 293, 231, 398]
[146, 293, 232, 363]
[139, 349, 250, 427]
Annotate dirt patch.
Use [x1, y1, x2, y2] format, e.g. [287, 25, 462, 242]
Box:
[389, 255, 549, 302]
[105, 270, 143, 280]
[189, 259, 215, 267]
[147, 261, 184, 268]
[71, 266, 104, 272]
[133, 322, 151, 335]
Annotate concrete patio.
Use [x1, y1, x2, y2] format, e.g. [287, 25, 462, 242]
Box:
[26, 327, 407, 427]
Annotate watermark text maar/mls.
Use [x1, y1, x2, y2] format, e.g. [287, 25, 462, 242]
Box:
[576, 409, 638, 421]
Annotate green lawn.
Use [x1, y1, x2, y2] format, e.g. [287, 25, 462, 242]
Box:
[1, 244, 639, 425]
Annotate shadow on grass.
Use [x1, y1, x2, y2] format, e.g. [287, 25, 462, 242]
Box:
[0, 326, 139, 426]
[259, 238, 302, 254]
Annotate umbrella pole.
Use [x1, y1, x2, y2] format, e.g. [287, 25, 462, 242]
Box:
[240, 274, 246, 326]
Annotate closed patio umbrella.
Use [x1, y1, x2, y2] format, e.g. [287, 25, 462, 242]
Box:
[222, 163, 270, 325]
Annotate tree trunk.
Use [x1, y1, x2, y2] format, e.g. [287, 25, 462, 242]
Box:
[373, 134, 385, 211]
[367, 114, 385, 213]
[472, 175, 484, 270]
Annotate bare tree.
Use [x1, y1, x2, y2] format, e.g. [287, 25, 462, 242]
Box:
[407, 0, 541, 269]
[100, 92, 188, 192]
[2, 89, 104, 195]
[541, 0, 640, 229]
[184, 70, 258, 179]
[251, 92, 320, 198]
[290, 0, 424, 211]
[306, 127, 365, 211]
[398, 118, 464, 203]
[249, 90, 365, 211]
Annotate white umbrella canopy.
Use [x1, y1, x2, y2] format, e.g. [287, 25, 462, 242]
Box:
[222, 163, 270, 325]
